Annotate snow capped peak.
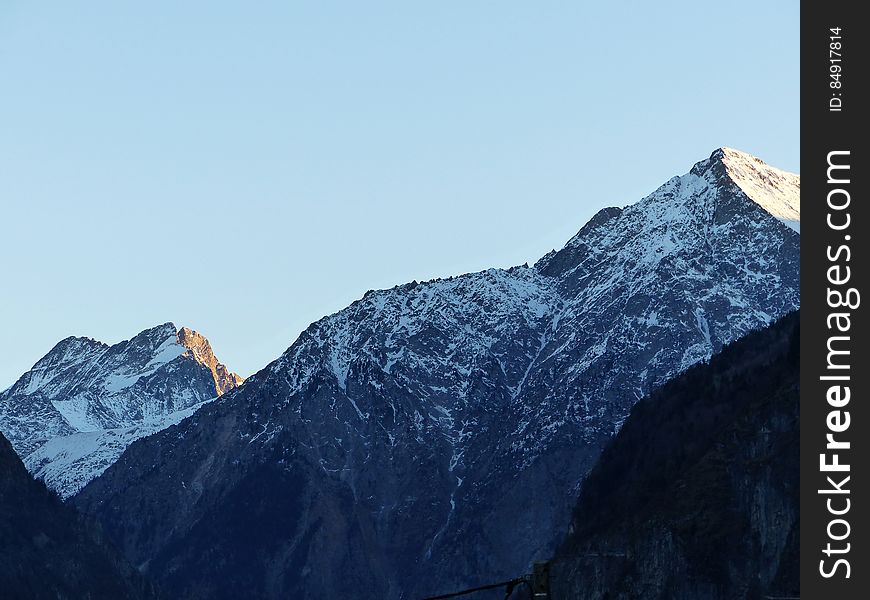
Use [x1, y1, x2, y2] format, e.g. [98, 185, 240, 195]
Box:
[30, 336, 107, 374]
[704, 147, 800, 232]
[0, 322, 243, 496]
[138, 321, 179, 341]
[538, 148, 800, 282]
[715, 146, 759, 163]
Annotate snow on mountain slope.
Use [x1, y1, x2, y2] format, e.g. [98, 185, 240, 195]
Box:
[24, 398, 215, 499]
[75, 148, 800, 600]
[0, 324, 241, 497]
[718, 147, 800, 231]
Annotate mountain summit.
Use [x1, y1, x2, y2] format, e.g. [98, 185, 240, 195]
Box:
[0, 323, 242, 497]
[702, 147, 800, 231]
[176, 326, 245, 395]
[75, 148, 800, 600]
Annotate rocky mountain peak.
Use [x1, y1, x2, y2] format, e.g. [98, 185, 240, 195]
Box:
[128, 322, 179, 349]
[694, 147, 800, 231]
[177, 326, 244, 395]
[0, 322, 243, 497]
[537, 147, 799, 291]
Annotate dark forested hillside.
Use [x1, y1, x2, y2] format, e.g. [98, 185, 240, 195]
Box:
[0, 432, 153, 599]
[550, 311, 799, 599]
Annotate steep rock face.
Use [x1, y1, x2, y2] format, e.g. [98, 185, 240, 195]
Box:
[550, 312, 799, 600]
[0, 431, 154, 599]
[177, 327, 245, 395]
[0, 323, 242, 497]
[76, 148, 800, 599]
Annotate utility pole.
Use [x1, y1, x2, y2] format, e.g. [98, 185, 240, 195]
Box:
[531, 561, 550, 599]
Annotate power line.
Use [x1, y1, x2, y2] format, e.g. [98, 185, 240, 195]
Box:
[421, 561, 550, 600]
[421, 577, 531, 600]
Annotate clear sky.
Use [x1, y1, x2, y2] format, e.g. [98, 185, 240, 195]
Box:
[0, 1, 799, 387]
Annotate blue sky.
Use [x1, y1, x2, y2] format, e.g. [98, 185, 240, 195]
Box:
[0, 1, 799, 386]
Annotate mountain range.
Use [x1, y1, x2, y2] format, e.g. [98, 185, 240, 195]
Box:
[31, 147, 802, 599]
[0, 147, 801, 599]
